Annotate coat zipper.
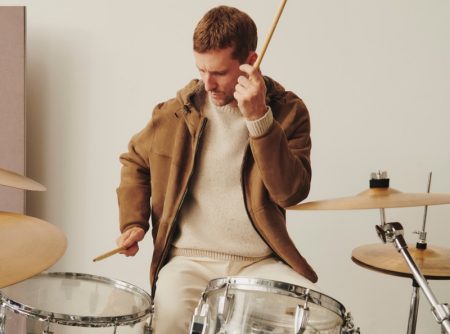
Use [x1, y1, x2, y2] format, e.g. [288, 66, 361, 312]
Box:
[152, 117, 208, 294]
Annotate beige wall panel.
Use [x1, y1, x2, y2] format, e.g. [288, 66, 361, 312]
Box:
[0, 6, 26, 213]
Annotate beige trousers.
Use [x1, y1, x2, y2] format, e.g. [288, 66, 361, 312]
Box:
[152, 255, 320, 334]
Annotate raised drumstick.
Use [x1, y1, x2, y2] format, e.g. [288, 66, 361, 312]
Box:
[253, 0, 288, 70]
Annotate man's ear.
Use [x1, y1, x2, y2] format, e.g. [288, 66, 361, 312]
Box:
[246, 51, 258, 66]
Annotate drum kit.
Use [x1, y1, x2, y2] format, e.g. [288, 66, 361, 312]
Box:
[0, 167, 153, 333]
[1, 166, 450, 333]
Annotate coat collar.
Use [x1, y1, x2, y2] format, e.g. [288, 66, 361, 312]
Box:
[174, 76, 287, 137]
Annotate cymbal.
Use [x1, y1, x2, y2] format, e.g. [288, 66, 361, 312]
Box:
[0, 167, 46, 191]
[352, 243, 450, 279]
[289, 187, 450, 210]
[0, 211, 67, 288]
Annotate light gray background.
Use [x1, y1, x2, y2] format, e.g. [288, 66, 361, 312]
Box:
[3, 0, 449, 332]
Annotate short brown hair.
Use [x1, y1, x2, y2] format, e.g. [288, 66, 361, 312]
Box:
[193, 6, 257, 63]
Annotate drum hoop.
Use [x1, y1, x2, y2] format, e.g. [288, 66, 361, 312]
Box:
[205, 276, 346, 319]
[0, 272, 153, 327]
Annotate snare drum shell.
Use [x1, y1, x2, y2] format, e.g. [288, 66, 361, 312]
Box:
[194, 277, 347, 334]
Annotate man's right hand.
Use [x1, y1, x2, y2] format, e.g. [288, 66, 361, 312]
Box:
[116, 226, 145, 256]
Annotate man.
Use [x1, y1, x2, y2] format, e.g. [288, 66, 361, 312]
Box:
[116, 5, 318, 333]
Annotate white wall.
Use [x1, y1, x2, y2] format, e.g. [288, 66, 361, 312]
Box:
[4, 0, 449, 332]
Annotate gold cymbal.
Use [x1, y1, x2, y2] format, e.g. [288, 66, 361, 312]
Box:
[289, 187, 450, 210]
[351, 243, 450, 279]
[0, 211, 67, 288]
[0, 167, 46, 191]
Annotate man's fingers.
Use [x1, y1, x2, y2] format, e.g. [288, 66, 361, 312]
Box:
[237, 75, 250, 87]
[121, 243, 139, 256]
[116, 227, 145, 248]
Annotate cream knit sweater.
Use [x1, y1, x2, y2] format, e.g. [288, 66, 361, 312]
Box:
[173, 96, 274, 259]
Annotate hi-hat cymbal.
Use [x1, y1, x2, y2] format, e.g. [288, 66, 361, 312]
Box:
[0, 167, 46, 191]
[351, 243, 450, 279]
[0, 211, 67, 288]
[289, 187, 450, 210]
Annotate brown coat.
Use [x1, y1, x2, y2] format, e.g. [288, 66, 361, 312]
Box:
[117, 77, 317, 295]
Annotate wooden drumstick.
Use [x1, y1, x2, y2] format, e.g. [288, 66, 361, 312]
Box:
[93, 246, 127, 262]
[253, 0, 288, 70]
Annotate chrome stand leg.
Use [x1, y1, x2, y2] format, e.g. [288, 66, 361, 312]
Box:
[144, 316, 153, 334]
[407, 280, 420, 334]
[376, 222, 450, 334]
[43, 321, 54, 334]
[0, 304, 5, 334]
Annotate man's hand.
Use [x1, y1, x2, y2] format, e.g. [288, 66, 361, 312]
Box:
[234, 64, 267, 121]
[116, 226, 145, 257]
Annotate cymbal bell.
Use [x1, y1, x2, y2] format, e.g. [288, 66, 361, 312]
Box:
[0, 167, 46, 191]
[0, 211, 67, 288]
[351, 243, 450, 279]
[289, 187, 450, 210]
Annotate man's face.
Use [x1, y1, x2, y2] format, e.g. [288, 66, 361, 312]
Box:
[194, 47, 250, 107]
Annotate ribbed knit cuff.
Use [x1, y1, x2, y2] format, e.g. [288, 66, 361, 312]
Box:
[245, 107, 274, 137]
[170, 247, 273, 262]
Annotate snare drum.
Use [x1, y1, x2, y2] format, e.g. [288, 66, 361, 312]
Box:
[0, 272, 153, 333]
[189, 277, 359, 334]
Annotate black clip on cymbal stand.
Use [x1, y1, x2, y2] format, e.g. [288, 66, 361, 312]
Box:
[375, 222, 450, 333]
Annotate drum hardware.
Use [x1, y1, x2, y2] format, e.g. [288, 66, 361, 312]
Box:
[294, 288, 310, 334]
[217, 280, 235, 328]
[375, 221, 450, 333]
[189, 295, 210, 334]
[371, 172, 450, 333]
[341, 313, 359, 334]
[414, 171, 432, 250]
[43, 322, 54, 334]
[0, 307, 5, 334]
[409, 172, 431, 334]
[143, 307, 154, 334]
[407, 279, 420, 334]
[371, 172, 450, 334]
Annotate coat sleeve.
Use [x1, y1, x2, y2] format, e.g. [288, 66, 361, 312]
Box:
[249, 93, 311, 208]
[116, 118, 155, 234]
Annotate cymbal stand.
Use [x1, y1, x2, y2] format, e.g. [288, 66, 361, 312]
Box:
[407, 280, 420, 334]
[414, 172, 433, 251]
[375, 222, 450, 334]
[406, 171, 433, 334]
